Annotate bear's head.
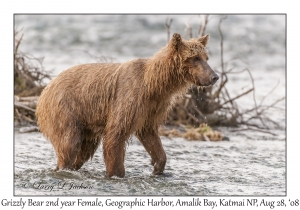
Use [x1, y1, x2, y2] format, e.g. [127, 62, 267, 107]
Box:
[170, 33, 219, 87]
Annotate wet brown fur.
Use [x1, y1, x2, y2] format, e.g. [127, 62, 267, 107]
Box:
[36, 33, 217, 177]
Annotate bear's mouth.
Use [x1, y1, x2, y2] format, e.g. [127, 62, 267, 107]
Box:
[195, 80, 213, 87]
[195, 77, 218, 87]
[193, 82, 212, 90]
[198, 84, 212, 89]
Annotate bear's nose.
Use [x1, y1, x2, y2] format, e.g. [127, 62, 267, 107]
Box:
[210, 74, 219, 85]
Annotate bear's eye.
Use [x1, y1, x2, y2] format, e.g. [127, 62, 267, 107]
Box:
[193, 57, 200, 62]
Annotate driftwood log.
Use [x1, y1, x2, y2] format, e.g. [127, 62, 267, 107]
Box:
[14, 96, 39, 125]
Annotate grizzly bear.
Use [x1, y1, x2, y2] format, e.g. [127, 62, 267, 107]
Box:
[36, 33, 219, 178]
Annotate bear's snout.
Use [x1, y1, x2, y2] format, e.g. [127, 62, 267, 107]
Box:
[210, 73, 219, 85]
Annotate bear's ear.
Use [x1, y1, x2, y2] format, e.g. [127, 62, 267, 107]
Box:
[171, 33, 182, 51]
[198, 34, 209, 47]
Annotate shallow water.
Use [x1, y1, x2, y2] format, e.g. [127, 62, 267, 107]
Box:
[14, 128, 285, 196]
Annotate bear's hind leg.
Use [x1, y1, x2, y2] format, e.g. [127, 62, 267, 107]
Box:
[54, 126, 82, 171]
[72, 138, 101, 170]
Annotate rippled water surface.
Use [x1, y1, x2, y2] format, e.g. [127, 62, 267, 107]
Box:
[14, 128, 285, 196]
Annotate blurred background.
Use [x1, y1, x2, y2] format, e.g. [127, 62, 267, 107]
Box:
[14, 15, 285, 75]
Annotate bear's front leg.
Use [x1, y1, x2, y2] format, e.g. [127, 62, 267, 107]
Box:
[103, 131, 128, 178]
[136, 128, 167, 175]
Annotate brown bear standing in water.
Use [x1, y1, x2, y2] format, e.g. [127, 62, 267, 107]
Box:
[36, 33, 219, 178]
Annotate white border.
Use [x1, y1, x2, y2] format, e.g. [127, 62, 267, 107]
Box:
[1, 0, 297, 209]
